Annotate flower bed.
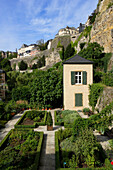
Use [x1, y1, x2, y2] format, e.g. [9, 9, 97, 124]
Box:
[55, 110, 80, 128]
[0, 129, 43, 169]
[55, 128, 112, 170]
[15, 110, 47, 128]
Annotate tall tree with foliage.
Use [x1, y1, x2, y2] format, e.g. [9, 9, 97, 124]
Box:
[64, 44, 75, 60]
[79, 42, 104, 59]
[0, 58, 12, 72]
[30, 66, 63, 108]
[18, 60, 28, 70]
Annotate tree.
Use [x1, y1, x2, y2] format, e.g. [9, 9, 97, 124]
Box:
[78, 42, 104, 69]
[64, 44, 75, 60]
[36, 39, 44, 45]
[12, 86, 31, 101]
[79, 42, 104, 60]
[18, 60, 28, 70]
[0, 58, 12, 72]
[36, 39, 47, 51]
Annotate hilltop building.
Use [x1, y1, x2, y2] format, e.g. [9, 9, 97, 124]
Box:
[18, 44, 39, 58]
[63, 54, 93, 110]
[56, 23, 85, 37]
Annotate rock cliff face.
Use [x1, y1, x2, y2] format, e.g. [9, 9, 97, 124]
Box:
[96, 86, 113, 112]
[50, 36, 71, 50]
[91, 4, 113, 53]
[10, 48, 61, 70]
[107, 53, 113, 71]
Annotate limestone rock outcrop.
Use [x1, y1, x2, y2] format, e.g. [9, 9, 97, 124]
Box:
[91, 4, 113, 53]
[96, 86, 113, 112]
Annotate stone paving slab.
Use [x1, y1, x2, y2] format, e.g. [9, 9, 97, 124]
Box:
[0, 112, 24, 142]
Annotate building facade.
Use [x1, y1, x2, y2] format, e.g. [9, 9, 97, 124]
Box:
[18, 44, 38, 58]
[63, 54, 93, 110]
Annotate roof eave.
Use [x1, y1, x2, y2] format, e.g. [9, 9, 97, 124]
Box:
[63, 62, 93, 64]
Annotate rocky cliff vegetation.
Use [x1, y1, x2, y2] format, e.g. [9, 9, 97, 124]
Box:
[91, 5, 113, 53]
[10, 0, 113, 71]
[96, 86, 113, 112]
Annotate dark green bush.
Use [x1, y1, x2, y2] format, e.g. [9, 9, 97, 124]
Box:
[18, 60, 28, 70]
[47, 112, 53, 126]
[83, 108, 90, 114]
[102, 72, 113, 86]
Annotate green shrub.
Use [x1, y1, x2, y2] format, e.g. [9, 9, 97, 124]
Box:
[101, 53, 112, 73]
[80, 42, 86, 50]
[89, 83, 104, 111]
[4, 100, 17, 113]
[107, 2, 113, 9]
[18, 60, 28, 70]
[33, 116, 40, 122]
[46, 112, 53, 126]
[83, 108, 90, 114]
[102, 73, 113, 86]
[109, 139, 113, 150]
[55, 132, 60, 170]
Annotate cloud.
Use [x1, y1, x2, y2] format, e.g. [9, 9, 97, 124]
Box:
[31, 18, 52, 26]
[0, 0, 98, 51]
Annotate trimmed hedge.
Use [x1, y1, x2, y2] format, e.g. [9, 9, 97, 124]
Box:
[32, 131, 43, 170]
[55, 131, 61, 170]
[14, 110, 47, 128]
[0, 129, 13, 151]
[0, 129, 44, 170]
[54, 111, 64, 126]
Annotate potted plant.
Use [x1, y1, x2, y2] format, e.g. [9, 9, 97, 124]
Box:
[11, 110, 16, 116]
[47, 112, 53, 131]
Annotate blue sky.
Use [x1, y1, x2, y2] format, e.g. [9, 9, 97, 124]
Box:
[0, 0, 98, 51]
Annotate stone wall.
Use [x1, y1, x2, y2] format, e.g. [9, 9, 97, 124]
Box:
[107, 53, 113, 71]
[91, 6, 113, 53]
[96, 86, 113, 112]
[45, 49, 61, 66]
[10, 48, 62, 70]
[50, 36, 71, 50]
[10, 49, 50, 70]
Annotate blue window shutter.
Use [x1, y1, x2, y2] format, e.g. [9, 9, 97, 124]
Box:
[71, 71, 75, 85]
[83, 71, 87, 85]
[75, 93, 83, 106]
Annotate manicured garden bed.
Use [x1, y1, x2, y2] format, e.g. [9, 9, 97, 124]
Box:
[55, 128, 112, 169]
[54, 110, 80, 127]
[0, 129, 43, 169]
[15, 110, 47, 128]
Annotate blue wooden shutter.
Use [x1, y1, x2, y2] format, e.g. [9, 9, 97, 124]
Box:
[83, 71, 87, 85]
[75, 93, 83, 106]
[71, 71, 75, 85]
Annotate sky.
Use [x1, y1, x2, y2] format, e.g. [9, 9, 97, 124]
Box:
[0, 0, 98, 52]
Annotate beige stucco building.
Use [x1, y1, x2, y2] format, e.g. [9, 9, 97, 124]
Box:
[63, 54, 93, 110]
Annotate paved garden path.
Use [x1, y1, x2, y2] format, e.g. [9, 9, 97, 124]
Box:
[34, 109, 63, 170]
[0, 112, 24, 142]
